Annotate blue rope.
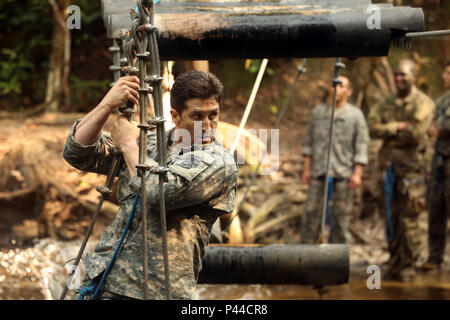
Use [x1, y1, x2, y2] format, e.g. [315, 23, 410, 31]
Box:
[325, 177, 335, 230]
[77, 282, 96, 300]
[78, 195, 141, 300]
[383, 164, 395, 243]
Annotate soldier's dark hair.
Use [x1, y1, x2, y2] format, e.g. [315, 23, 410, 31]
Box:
[170, 70, 224, 114]
[446, 61, 450, 67]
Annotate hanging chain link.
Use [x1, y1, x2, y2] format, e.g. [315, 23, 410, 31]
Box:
[131, 0, 172, 300]
[61, 0, 172, 300]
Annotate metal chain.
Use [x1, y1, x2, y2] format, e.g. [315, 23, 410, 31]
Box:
[130, 1, 152, 300]
[131, 0, 172, 300]
[144, 0, 172, 300]
[318, 57, 345, 244]
[221, 59, 308, 235]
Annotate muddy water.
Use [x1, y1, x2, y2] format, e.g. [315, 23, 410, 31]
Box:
[197, 271, 450, 300]
[1, 239, 449, 300]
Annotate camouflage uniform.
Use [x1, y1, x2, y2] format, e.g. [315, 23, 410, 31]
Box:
[427, 90, 450, 265]
[301, 103, 369, 244]
[368, 86, 435, 276]
[63, 120, 238, 300]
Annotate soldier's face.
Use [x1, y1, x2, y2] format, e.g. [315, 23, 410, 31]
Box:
[171, 97, 219, 146]
[330, 76, 352, 104]
[442, 65, 450, 90]
[394, 67, 416, 92]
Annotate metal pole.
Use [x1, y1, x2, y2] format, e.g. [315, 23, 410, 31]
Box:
[319, 58, 345, 244]
[222, 59, 308, 235]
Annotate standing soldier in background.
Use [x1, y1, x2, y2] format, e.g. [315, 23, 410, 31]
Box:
[368, 59, 435, 281]
[301, 76, 369, 244]
[422, 62, 450, 271]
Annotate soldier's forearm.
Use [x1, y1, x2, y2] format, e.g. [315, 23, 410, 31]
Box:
[368, 122, 398, 139]
[303, 155, 311, 172]
[74, 103, 114, 145]
[353, 163, 363, 177]
[121, 143, 139, 177]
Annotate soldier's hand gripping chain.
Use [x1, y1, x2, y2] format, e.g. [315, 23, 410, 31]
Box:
[101, 76, 140, 111]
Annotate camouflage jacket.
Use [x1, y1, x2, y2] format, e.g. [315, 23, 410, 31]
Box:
[434, 90, 450, 156]
[302, 102, 369, 179]
[368, 86, 435, 176]
[62, 120, 238, 300]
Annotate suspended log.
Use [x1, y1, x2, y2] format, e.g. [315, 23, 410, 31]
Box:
[198, 244, 349, 285]
[101, 0, 424, 59]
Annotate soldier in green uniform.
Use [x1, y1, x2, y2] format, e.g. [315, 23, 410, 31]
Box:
[301, 76, 369, 244]
[422, 62, 450, 271]
[368, 59, 435, 281]
[63, 71, 238, 299]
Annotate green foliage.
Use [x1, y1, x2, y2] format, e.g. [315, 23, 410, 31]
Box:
[70, 76, 110, 106]
[71, 0, 104, 47]
[0, 0, 52, 109]
[0, 0, 109, 111]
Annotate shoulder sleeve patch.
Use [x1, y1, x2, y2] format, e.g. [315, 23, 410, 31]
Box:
[168, 150, 215, 182]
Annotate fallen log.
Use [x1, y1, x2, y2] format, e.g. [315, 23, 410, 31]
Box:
[252, 206, 304, 239]
[101, 0, 424, 59]
[244, 193, 287, 242]
[198, 244, 349, 285]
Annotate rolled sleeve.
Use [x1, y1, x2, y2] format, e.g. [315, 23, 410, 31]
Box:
[63, 120, 102, 157]
[127, 158, 160, 195]
[302, 113, 314, 156]
[62, 120, 116, 174]
[354, 114, 369, 166]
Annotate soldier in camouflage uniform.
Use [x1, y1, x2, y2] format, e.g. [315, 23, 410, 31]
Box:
[422, 62, 450, 271]
[63, 71, 238, 299]
[301, 76, 369, 244]
[368, 59, 435, 281]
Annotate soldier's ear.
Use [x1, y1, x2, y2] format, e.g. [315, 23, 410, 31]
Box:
[348, 87, 354, 97]
[170, 108, 181, 126]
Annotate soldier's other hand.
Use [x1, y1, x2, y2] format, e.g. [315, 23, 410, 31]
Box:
[348, 173, 362, 190]
[427, 125, 438, 138]
[162, 72, 174, 91]
[301, 170, 311, 186]
[397, 121, 410, 131]
[100, 76, 140, 111]
[111, 114, 139, 151]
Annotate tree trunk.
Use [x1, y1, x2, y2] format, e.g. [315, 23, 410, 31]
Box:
[45, 0, 71, 112]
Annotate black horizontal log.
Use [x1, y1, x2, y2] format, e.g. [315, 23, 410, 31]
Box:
[101, 1, 424, 59]
[197, 244, 349, 285]
[101, 0, 424, 59]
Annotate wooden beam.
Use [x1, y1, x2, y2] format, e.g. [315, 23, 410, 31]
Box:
[101, 0, 424, 59]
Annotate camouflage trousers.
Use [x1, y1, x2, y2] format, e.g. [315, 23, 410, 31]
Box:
[78, 272, 138, 300]
[300, 178, 354, 244]
[427, 156, 450, 265]
[385, 174, 426, 275]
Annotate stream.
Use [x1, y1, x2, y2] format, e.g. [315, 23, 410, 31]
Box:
[1, 238, 449, 300]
